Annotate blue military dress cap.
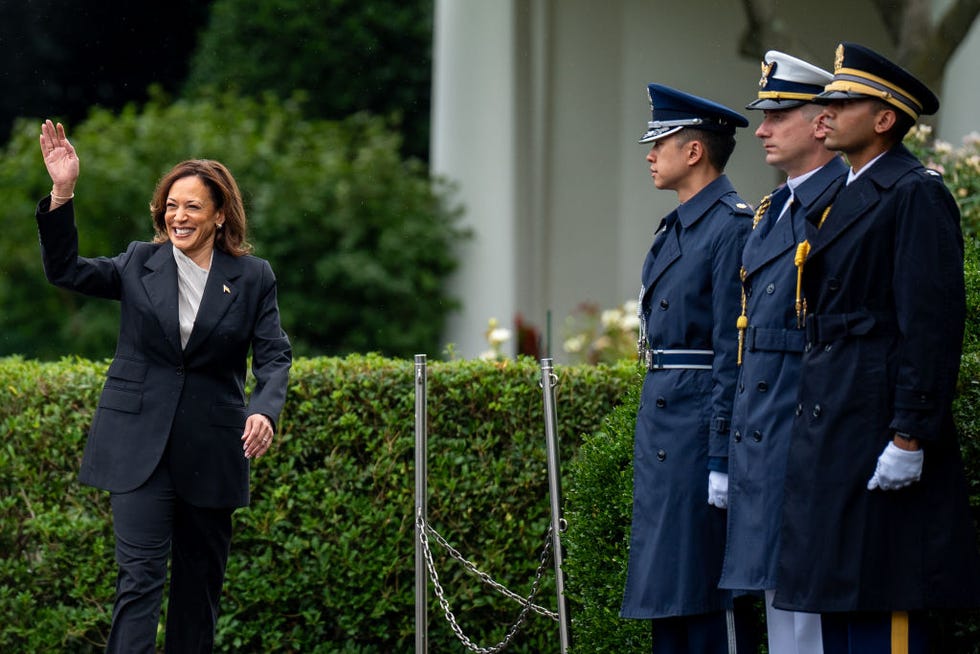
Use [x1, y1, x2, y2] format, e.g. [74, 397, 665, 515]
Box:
[746, 50, 833, 110]
[814, 41, 939, 119]
[639, 83, 749, 144]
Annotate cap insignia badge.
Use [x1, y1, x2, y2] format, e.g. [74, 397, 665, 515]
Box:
[834, 44, 844, 73]
[759, 61, 775, 88]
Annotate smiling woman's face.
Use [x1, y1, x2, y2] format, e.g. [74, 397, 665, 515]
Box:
[165, 175, 223, 268]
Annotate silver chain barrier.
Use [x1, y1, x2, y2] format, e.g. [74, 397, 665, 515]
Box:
[416, 509, 558, 653]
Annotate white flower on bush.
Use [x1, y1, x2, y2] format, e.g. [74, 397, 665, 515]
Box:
[481, 317, 512, 360]
[488, 327, 511, 346]
[562, 299, 640, 364]
[564, 334, 588, 354]
[601, 308, 622, 329]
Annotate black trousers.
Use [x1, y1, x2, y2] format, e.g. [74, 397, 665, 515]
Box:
[106, 449, 233, 654]
[821, 610, 927, 654]
[651, 596, 761, 654]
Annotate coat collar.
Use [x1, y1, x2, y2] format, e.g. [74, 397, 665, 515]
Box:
[641, 175, 739, 293]
[141, 243, 244, 359]
[806, 144, 919, 259]
[743, 158, 848, 277]
[676, 174, 738, 229]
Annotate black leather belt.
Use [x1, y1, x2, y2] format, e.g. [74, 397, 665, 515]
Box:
[643, 349, 714, 370]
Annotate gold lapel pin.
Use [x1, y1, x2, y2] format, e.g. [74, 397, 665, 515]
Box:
[223, 284, 231, 294]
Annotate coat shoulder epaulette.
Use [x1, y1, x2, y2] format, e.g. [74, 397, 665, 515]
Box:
[719, 193, 755, 218]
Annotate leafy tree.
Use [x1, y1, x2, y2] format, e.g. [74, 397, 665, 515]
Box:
[0, 90, 465, 359]
[184, 0, 433, 159]
[738, 0, 979, 99]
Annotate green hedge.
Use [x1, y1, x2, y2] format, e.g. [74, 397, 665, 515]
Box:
[0, 354, 634, 652]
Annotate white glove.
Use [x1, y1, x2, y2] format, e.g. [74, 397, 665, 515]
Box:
[708, 471, 729, 508]
[867, 441, 923, 491]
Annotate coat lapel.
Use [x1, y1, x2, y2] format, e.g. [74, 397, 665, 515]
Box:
[141, 244, 182, 358]
[742, 207, 798, 277]
[183, 249, 243, 357]
[806, 174, 878, 258]
[807, 147, 916, 259]
[643, 226, 681, 290]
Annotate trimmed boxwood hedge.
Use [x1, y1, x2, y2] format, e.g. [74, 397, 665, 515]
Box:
[6, 234, 980, 651]
[0, 354, 634, 652]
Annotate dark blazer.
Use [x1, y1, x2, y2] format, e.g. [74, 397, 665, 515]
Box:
[37, 198, 291, 508]
[775, 144, 980, 611]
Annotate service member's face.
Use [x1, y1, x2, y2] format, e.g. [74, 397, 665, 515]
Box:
[819, 99, 882, 154]
[166, 175, 223, 266]
[755, 107, 824, 174]
[646, 134, 689, 191]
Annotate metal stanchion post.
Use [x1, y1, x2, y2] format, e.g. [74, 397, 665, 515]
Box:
[415, 354, 428, 654]
[540, 358, 570, 653]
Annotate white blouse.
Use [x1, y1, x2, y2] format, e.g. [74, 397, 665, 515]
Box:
[172, 246, 212, 349]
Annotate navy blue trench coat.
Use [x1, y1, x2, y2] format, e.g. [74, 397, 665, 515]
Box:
[621, 175, 752, 618]
[720, 157, 847, 592]
[775, 144, 980, 612]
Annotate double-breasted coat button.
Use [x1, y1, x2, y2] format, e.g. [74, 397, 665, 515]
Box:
[176, 366, 184, 375]
[805, 342, 812, 352]
[766, 283, 775, 294]
[824, 344, 833, 352]
[738, 382, 745, 393]
[812, 404, 822, 418]
[734, 430, 742, 443]
[757, 381, 768, 392]
[659, 299, 669, 310]
[656, 397, 666, 408]
[656, 449, 667, 462]
[752, 430, 763, 442]
[828, 278, 841, 291]
[795, 403, 803, 416]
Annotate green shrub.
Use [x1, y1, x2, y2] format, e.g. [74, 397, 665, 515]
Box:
[0, 90, 465, 360]
[0, 355, 634, 652]
[562, 374, 647, 652]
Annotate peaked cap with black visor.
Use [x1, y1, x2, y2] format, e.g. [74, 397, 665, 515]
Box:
[813, 41, 939, 119]
[639, 83, 749, 144]
[747, 50, 833, 111]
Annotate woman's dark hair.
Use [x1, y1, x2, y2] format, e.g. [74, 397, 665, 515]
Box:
[150, 159, 251, 256]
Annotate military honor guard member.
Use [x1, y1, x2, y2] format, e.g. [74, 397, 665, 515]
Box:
[621, 83, 758, 653]
[774, 42, 980, 653]
[719, 51, 847, 654]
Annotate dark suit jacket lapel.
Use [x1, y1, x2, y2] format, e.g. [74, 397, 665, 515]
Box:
[141, 244, 182, 358]
[183, 249, 243, 357]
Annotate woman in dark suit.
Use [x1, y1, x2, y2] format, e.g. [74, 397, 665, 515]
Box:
[37, 119, 292, 653]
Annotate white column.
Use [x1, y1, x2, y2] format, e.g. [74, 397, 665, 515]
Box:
[432, 0, 518, 359]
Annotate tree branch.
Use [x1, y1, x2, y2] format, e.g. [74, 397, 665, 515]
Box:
[870, 0, 910, 45]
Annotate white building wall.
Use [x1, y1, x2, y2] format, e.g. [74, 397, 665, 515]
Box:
[431, 1, 519, 359]
[433, 0, 980, 361]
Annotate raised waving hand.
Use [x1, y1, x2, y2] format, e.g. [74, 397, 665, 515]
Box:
[39, 120, 79, 208]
